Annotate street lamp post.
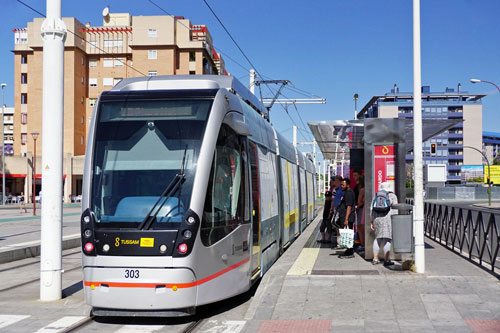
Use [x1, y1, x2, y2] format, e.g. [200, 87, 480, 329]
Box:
[31, 132, 39, 215]
[1, 83, 6, 205]
[469, 78, 500, 206]
[353, 93, 359, 119]
[470, 78, 500, 93]
[463, 146, 491, 206]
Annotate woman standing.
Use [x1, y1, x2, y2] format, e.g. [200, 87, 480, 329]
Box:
[370, 182, 398, 266]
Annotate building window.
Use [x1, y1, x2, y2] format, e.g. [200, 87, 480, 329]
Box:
[89, 78, 97, 87]
[148, 50, 157, 60]
[189, 51, 196, 62]
[148, 71, 157, 76]
[21, 54, 27, 64]
[14, 30, 28, 44]
[189, 71, 196, 75]
[103, 58, 113, 67]
[81, 116, 84, 124]
[81, 56, 85, 65]
[103, 38, 123, 48]
[21, 94, 28, 104]
[21, 133, 27, 145]
[114, 58, 124, 67]
[89, 98, 97, 107]
[89, 39, 97, 49]
[81, 77, 85, 85]
[148, 29, 157, 38]
[103, 78, 113, 86]
[21, 73, 28, 84]
[89, 59, 97, 68]
[81, 136, 84, 145]
[21, 113, 27, 124]
[113, 78, 122, 86]
[81, 96, 84, 104]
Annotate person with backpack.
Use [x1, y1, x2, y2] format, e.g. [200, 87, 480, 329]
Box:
[370, 182, 398, 266]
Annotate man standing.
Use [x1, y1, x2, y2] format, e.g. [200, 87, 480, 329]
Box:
[329, 175, 343, 246]
[338, 178, 356, 258]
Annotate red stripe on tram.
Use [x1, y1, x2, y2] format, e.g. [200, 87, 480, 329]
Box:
[84, 256, 250, 289]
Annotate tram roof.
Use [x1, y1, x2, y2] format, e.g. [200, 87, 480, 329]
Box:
[112, 75, 269, 119]
[308, 119, 461, 160]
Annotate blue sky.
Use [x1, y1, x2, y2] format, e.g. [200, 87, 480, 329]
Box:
[1, 0, 499, 158]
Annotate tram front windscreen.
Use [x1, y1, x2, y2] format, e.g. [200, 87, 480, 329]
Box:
[91, 91, 215, 228]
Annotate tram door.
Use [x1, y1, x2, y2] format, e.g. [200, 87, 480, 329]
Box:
[249, 141, 260, 276]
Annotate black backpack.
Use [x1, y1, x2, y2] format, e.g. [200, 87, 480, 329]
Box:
[373, 190, 391, 213]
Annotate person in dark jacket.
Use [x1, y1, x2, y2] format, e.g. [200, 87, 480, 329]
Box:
[338, 178, 356, 258]
[317, 191, 333, 243]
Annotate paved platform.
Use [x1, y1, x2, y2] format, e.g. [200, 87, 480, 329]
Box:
[0, 207, 499, 332]
[0, 205, 82, 263]
[233, 216, 500, 332]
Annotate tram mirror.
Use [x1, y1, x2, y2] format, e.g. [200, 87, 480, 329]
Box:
[223, 111, 251, 136]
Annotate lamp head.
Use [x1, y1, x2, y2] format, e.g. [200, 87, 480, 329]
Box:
[31, 131, 40, 140]
[470, 78, 481, 84]
[1, 83, 6, 88]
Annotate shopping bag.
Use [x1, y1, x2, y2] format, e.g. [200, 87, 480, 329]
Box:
[338, 227, 354, 249]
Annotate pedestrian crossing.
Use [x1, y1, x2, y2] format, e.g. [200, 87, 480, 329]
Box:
[34, 316, 87, 333]
[0, 314, 247, 332]
[0, 315, 30, 330]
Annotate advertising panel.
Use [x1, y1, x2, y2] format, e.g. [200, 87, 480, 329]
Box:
[373, 145, 395, 193]
[484, 165, 500, 185]
[461, 165, 483, 184]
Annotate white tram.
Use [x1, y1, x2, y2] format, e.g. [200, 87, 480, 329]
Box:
[80, 75, 317, 316]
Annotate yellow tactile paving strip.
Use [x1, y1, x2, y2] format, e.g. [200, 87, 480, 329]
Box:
[286, 248, 319, 276]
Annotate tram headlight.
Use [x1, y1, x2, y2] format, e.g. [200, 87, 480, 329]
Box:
[186, 216, 196, 225]
[102, 244, 110, 253]
[83, 229, 93, 238]
[183, 230, 192, 239]
[159, 244, 168, 253]
[178, 243, 188, 254]
[83, 216, 91, 224]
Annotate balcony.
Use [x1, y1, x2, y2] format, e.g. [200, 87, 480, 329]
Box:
[448, 133, 463, 139]
[448, 112, 463, 119]
[447, 165, 461, 171]
[448, 154, 463, 160]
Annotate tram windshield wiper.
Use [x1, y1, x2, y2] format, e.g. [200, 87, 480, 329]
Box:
[138, 146, 188, 230]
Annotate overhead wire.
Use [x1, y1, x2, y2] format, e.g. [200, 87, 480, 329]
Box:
[16, 0, 148, 77]
[149, 0, 317, 142]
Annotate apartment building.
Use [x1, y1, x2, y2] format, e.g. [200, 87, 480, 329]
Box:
[1, 107, 15, 156]
[483, 131, 500, 164]
[358, 84, 484, 184]
[10, 11, 225, 202]
[12, 11, 226, 158]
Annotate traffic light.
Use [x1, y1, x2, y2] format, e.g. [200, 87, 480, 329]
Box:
[430, 143, 436, 155]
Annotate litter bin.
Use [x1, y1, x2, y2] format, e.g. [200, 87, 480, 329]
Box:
[391, 203, 413, 253]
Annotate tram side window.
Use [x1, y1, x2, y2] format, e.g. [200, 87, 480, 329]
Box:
[202, 125, 247, 246]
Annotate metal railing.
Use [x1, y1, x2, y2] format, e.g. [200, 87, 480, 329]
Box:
[424, 202, 500, 275]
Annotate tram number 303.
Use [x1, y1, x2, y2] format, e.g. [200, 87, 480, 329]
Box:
[124, 269, 140, 278]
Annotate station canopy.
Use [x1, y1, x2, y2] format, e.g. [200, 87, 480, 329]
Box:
[308, 119, 461, 160]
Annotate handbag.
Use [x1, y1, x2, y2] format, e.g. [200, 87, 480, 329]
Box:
[338, 226, 354, 249]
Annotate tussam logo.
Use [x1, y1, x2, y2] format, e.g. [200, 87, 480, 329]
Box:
[114, 237, 139, 247]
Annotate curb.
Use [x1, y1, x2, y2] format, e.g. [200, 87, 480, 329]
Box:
[0, 233, 81, 264]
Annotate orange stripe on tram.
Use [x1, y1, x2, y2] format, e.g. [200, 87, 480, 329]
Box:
[84, 256, 250, 289]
